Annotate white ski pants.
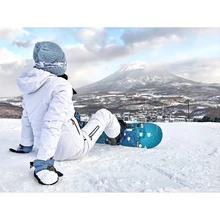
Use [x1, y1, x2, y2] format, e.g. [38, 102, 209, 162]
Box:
[54, 108, 120, 161]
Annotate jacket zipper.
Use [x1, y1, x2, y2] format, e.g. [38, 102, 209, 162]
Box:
[88, 126, 100, 140]
[71, 119, 81, 135]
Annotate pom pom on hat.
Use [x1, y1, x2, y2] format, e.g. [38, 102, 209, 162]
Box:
[33, 41, 67, 76]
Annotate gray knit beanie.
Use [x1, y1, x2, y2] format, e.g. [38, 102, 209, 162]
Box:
[33, 41, 67, 76]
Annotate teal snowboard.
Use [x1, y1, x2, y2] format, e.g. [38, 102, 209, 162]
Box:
[97, 122, 163, 149]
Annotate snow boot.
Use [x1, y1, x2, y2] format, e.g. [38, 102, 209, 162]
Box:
[106, 117, 127, 145]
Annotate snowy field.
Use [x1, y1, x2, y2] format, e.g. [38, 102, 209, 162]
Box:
[1, 118, 220, 219]
[0, 118, 220, 193]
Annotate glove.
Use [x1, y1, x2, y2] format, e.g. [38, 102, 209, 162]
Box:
[30, 158, 63, 185]
[9, 144, 33, 153]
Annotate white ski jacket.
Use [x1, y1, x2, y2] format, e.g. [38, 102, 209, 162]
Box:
[17, 68, 75, 160]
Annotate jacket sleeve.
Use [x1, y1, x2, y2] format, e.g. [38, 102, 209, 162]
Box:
[37, 81, 73, 160]
[20, 99, 34, 146]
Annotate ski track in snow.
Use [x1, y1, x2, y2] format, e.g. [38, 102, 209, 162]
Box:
[0, 119, 220, 192]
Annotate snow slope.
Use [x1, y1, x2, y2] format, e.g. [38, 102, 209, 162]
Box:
[1, 118, 220, 193]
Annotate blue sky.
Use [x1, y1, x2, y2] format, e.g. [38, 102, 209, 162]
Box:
[0, 0, 220, 97]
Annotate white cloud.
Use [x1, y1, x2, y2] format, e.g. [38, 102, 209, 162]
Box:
[121, 28, 220, 45]
[131, 34, 182, 52]
[64, 44, 96, 63]
[68, 64, 97, 89]
[12, 36, 47, 48]
[64, 42, 131, 64]
[164, 57, 220, 83]
[0, 28, 29, 40]
[0, 48, 22, 64]
[13, 39, 36, 48]
[75, 28, 106, 53]
[0, 59, 33, 97]
[68, 28, 188, 64]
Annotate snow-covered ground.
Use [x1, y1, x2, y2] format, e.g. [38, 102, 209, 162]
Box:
[1, 118, 220, 219]
[1, 118, 220, 193]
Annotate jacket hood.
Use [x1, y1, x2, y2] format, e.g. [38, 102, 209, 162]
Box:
[17, 68, 54, 94]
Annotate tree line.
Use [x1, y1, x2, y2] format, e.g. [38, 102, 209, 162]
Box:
[193, 116, 220, 122]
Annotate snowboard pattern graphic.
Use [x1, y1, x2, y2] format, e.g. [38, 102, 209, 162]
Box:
[97, 122, 163, 149]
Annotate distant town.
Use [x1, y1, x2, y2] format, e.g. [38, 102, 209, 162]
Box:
[74, 91, 220, 123]
[0, 91, 220, 122]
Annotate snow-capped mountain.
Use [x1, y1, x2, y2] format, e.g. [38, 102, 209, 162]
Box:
[77, 62, 202, 94]
[75, 62, 220, 118]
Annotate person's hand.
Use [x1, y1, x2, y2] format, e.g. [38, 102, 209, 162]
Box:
[30, 158, 63, 185]
[9, 144, 33, 153]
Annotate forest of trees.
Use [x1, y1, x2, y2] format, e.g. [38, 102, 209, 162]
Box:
[193, 116, 220, 122]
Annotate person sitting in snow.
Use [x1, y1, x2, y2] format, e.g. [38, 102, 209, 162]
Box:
[9, 41, 126, 185]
